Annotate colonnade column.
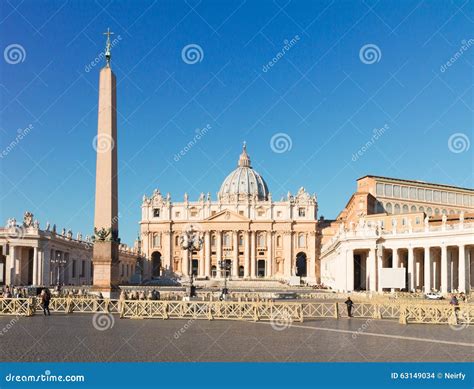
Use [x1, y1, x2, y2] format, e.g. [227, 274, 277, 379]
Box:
[6, 245, 16, 285]
[392, 248, 399, 268]
[458, 245, 466, 293]
[204, 232, 211, 278]
[250, 231, 256, 278]
[32, 246, 38, 285]
[233, 231, 239, 278]
[376, 245, 383, 292]
[216, 231, 222, 278]
[346, 248, 354, 291]
[424, 247, 431, 293]
[244, 230, 250, 278]
[440, 245, 448, 293]
[368, 248, 376, 292]
[408, 246, 415, 292]
[283, 232, 292, 277]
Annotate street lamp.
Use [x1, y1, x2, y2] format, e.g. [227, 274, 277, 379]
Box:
[218, 259, 232, 300]
[50, 252, 67, 287]
[180, 225, 203, 299]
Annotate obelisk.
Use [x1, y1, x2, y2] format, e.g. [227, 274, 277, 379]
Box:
[92, 28, 120, 297]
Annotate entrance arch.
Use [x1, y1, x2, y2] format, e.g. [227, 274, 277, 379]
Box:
[257, 260, 266, 277]
[151, 252, 162, 278]
[296, 252, 307, 277]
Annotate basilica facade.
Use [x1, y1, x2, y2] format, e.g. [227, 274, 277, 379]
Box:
[140, 144, 320, 283]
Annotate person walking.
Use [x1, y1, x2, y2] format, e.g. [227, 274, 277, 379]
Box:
[41, 289, 51, 316]
[344, 297, 354, 317]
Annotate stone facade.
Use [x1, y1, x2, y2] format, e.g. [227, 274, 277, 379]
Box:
[140, 145, 320, 283]
[0, 213, 137, 287]
[320, 176, 474, 293]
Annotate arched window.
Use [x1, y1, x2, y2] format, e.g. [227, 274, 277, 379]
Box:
[239, 234, 244, 246]
[434, 208, 440, 215]
[441, 209, 447, 215]
[223, 233, 231, 247]
[257, 233, 266, 247]
[298, 233, 306, 248]
[402, 205, 409, 213]
[426, 207, 433, 215]
[386, 203, 393, 213]
[419, 206, 424, 213]
[394, 204, 400, 214]
[276, 235, 282, 247]
[410, 205, 417, 212]
[211, 234, 216, 247]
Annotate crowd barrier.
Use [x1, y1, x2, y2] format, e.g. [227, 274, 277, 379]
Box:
[0, 297, 471, 326]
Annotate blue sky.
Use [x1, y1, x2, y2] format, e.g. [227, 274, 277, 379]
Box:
[1, 0, 473, 245]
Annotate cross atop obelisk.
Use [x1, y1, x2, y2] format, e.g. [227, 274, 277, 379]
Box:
[92, 28, 120, 297]
[103, 27, 114, 67]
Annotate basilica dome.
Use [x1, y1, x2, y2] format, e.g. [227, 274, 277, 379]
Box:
[218, 143, 269, 201]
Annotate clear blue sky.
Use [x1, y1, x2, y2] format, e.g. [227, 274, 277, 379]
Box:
[1, 0, 473, 245]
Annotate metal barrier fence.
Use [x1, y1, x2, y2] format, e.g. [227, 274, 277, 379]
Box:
[0, 297, 471, 326]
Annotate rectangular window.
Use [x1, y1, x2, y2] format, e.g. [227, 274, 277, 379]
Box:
[393, 185, 400, 197]
[298, 208, 306, 217]
[239, 211, 244, 215]
[463, 194, 469, 206]
[441, 191, 447, 203]
[409, 187, 416, 199]
[277, 211, 282, 217]
[415, 217, 420, 224]
[456, 193, 462, 205]
[384, 184, 393, 197]
[417, 188, 424, 201]
[190, 211, 198, 217]
[425, 190, 432, 201]
[448, 192, 455, 204]
[153, 208, 160, 217]
[433, 191, 441, 202]
[376, 183, 384, 196]
[401, 186, 408, 199]
[175, 211, 181, 217]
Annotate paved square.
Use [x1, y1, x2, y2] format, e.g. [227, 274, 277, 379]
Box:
[0, 315, 472, 362]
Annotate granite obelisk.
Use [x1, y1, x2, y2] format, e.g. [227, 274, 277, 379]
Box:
[92, 28, 119, 297]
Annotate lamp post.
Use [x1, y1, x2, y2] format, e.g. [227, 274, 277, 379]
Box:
[180, 225, 203, 299]
[218, 259, 232, 300]
[50, 251, 67, 287]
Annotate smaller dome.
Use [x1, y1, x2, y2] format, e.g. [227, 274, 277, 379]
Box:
[218, 143, 269, 201]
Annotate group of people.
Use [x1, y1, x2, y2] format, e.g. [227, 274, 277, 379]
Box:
[119, 289, 161, 301]
[0, 286, 29, 298]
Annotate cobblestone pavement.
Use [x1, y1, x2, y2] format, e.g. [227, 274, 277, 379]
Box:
[0, 314, 472, 362]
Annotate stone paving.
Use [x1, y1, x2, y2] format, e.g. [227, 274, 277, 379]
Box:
[0, 314, 472, 362]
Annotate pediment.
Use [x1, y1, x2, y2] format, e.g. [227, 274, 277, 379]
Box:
[204, 209, 250, 222]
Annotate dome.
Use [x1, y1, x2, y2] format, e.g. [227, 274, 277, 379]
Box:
[218, 143, 269, 201]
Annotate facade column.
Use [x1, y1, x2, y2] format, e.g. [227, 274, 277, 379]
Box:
[163, 231, 172, 272]
[198, 235, 205, 277]
[244, 230, 250, 278]
[250, 231, 256, 278]
[32, 246, 38, 285]
[232, 231, 239, 278]
[308, 232, 316, 280]
[458, 245, 466, 293]
[204, 231, 211, 278]
[283, 232, 292, 277]
[182, 248, 189, 277]
[408, 246, 415, 292]
[267, 232, 273, 278]
[424, 247, 431, 293]
[441, 245, 448, 293]
[368, 248, 376, 292]
[346, 248, 354, 292]
[6, 245, 16, 285]
[392, 248, 399, 268]
[216, 231, 222, 278]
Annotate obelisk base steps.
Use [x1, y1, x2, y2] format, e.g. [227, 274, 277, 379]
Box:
[92, 241, 120, 298]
